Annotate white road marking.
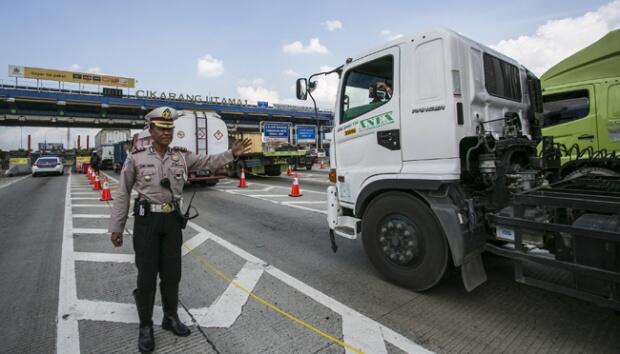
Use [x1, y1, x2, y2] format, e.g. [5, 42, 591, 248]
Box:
[282, 201, 325, 205]
[181, 232, 210, 256]
[0, 175, 30, 190]
[242, 194, 291, 197]
[56, 173, 81, 354]
[199, 262, 263, 327]
[73, 228, 108, 234]
[74, 300, 192, 325]
[215, 188, 328, 215]
[71, 197, 102, 200]
[74, 252, 135, 263]
[72, 204, 112, 208]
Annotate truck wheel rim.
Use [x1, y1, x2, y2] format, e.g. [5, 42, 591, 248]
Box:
[377, 215, 423, 267]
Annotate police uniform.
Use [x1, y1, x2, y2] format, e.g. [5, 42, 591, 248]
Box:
[108, 106, 233, 352]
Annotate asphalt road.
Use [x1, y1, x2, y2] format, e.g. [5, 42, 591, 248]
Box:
[1, 169, 619, 353]
[0, 172, 67, 353]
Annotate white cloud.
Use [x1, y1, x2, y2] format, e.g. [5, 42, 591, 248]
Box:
[491, 0, 620, 76]
[197, 54, 224, 78]
[68, 64, 81, 71]
[324, 20, 343, 31]
[283, 69, 299, 77]
[283, 38, 329, 54]
[291, 65, 340, 110]
[380, 30, 403, 41]
[236, 80, 280, 105]
[87, 67, 105, 75]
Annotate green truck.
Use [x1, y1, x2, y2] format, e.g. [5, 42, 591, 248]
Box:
[541, 29, 620, 177]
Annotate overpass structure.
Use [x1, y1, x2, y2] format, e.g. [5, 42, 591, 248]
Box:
[0, 84, 333, 131]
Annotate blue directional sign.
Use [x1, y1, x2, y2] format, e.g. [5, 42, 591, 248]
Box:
[257, 101, 269, 108]
[296, 125, 316, 143]
[263, 123, 289, 141]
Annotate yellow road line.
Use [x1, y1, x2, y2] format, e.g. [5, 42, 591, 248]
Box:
[183, 245, 364, 354]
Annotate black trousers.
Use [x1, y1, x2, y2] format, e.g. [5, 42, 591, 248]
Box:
[133, 212, 183, 326]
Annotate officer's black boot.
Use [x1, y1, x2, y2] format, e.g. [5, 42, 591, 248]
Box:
[133, 289, 155, 353]
[160, 284, 191, 337]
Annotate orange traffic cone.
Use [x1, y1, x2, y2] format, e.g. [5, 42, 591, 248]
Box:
[289, 173, 302, 197]
[320, 160, 325, 169]
[87, 167, 92, 181]
[238, 168, 247, 188]
[100, 177, 113, 201]
[93, 173, 102, 190]
[287, 165, 293, 176]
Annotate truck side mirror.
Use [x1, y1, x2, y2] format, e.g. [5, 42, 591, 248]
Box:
[296, 78, 308, 100]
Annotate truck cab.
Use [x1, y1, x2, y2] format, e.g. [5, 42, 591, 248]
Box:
[540, 29, 620, 177]
[298, 28, 620, 310]
[298, 27, 540, 290]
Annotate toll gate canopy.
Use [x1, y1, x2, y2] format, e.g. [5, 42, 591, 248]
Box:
[0, 83, 333, 130]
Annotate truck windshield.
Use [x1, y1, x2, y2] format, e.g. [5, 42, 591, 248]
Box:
[341, 55, 393, 123]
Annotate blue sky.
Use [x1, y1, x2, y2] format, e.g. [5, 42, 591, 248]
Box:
[1, 0, 618, 149]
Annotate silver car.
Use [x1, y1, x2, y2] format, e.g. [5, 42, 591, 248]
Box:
[32, 156, 64, 177]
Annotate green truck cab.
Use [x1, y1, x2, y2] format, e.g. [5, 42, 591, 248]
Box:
[540, 29, 620, 177]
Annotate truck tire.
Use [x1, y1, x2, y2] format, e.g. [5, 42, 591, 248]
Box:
[265, 165, 282, 176]
[566, 167, 620, 179]
[362, 192, 450, 291]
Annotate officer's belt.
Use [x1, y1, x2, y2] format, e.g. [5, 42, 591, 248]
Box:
[149, 202, 175, 213]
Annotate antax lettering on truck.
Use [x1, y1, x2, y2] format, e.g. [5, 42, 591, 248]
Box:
[297, 27, 620, 311]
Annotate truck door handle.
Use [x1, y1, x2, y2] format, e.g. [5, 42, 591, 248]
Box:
[578, 134, 594, 140]
[377, 129, 400, 150]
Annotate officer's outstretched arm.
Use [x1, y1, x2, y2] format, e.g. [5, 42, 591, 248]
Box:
[184, 138, 251, 172]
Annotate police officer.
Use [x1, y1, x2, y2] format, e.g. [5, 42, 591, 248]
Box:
[108, 106, 250, 353]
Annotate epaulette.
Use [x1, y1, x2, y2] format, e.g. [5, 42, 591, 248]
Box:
[131, 147, 147, 154]
[172, 146, 188, 152]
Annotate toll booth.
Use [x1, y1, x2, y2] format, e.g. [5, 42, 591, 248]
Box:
[5, 150, 31, 176]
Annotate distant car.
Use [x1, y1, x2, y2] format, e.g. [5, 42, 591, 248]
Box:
[32, 156, 64, 177]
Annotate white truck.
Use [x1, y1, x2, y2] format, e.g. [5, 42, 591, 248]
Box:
[95, 129, 132, 169]
[297, 27, 620, 310]
[134, 110, 229, 186]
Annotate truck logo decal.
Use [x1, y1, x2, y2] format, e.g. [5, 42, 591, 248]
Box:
[177, 130, 185, 139]
[213, 130, 224, 140]
[411, 105, 446, 114]
[360, 112, 395, 131]
[197, 128, 206, 139]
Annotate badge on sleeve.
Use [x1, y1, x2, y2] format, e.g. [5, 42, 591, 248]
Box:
[172, 154, 179, 161]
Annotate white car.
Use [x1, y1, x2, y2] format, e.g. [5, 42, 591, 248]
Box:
[32, 156, 64, 177]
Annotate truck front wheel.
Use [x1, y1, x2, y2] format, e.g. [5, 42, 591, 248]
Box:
[362, 192, 450, 291]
